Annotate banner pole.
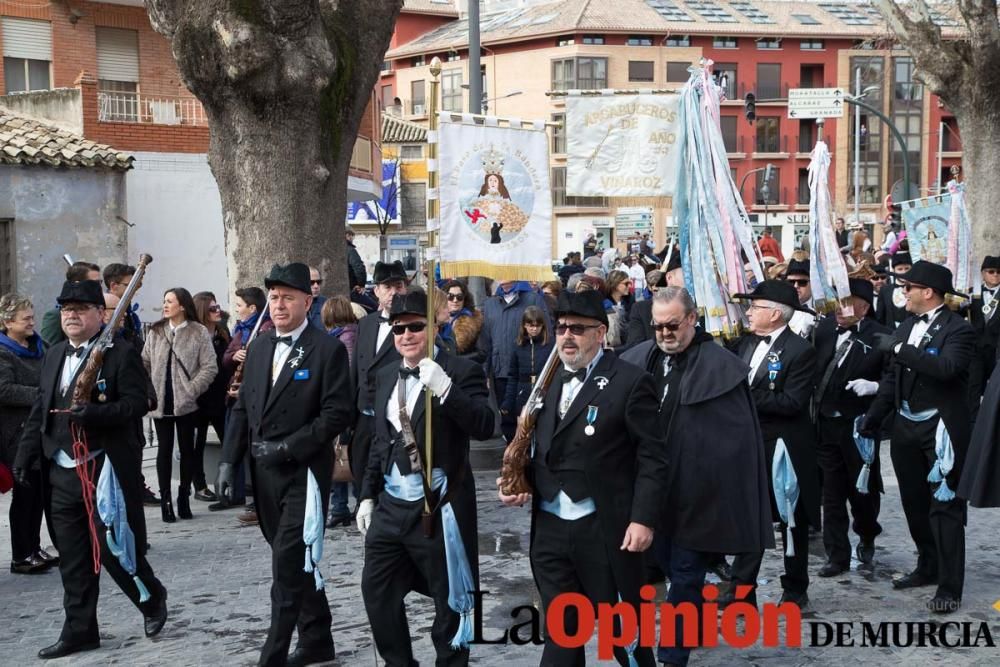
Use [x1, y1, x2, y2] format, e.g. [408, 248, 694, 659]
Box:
[423, 57, 441, 517]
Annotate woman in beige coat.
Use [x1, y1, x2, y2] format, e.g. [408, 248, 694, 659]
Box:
[142, 288, 217, 523]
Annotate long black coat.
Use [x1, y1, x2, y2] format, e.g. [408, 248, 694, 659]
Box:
[352, 311, 402, 414]
[967, 292, 1000, 401]
[622, 339, 774, 553]
[361, 351, 494, 580]
[875, 282, 909, 329]
[733, 328, 821, 528]
[528, 352, 669, 610]
[960, 356, 1000, 506]
[624, 299, 654, 349]
[0, 340, 43, 466]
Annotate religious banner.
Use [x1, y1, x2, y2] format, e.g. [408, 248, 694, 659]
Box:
[347, 160, 400, 225]
[565, 92, 682, 197]
[436, 115, 553, 280]
[806, 140, 851, 312]
[901, 183, 974, 291]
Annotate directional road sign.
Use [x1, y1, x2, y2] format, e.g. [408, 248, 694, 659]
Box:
[787, 87, 844, 119]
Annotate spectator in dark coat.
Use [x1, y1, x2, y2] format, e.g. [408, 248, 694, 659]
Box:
[346, 229, 368, 290]
[500, 306, 553, 418]
[322, 295, 359, 527]
[192, 292, 230, 503]
[557, 252, 584, 287]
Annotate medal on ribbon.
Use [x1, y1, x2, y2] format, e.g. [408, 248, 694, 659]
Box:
[584, 405, 598, 436]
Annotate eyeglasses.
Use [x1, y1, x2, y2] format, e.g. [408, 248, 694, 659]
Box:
[208, 305, 222, 313]
[555, 323, 601, 336]
[651, 320, 685, 332]
[986, 269, 1000, 275]
[391, 321, 428, 335]
[747, 303, 776, 312]
[446, 293, 464, 301]
[872, 275, 888, 281]
[311, 279, 323, 285]
[901, 283, 927, 292]
[788, 279, 810, 287]
[61, 305, 97, 314]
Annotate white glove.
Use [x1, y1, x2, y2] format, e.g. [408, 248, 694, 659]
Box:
[846, 378, 879, 397]
[418, 358, 453, 397]
[356, 499, 374, 535]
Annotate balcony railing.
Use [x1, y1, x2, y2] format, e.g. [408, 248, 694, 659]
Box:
[98, 91, 207, 126]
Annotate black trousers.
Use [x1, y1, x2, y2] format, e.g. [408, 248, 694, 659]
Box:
[493, 378, 516, 442]
[9, 467, 55, 561]
[362, 493, 468, 667]
[891, 415, 966, 599]
[816, 415, 882, 566]
[154, 413, 197, 498]
[48, 457, 164, 643]
[193, 408, 226, 490]
[255, 461, 333, 667]
[730, 499, 810, 601]
[351, 413, 375, 499]
[531, 511, 655, 667]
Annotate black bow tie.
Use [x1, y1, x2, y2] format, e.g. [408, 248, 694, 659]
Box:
[379, 316, 389, 324]
[836, 325, 859, 335]
[399, 366, 420, 379]
[916, 313, 930, 323]
[275, 335, 293, 345]
[560, 368, 586, 384]
[756, 334, 772, 345]
[65, 346, 86, 358]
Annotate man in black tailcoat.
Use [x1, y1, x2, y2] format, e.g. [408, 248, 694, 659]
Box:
[860, 261, 975, 614]
[812, 279, 889, 577]
[874, 252, 912, 328]
[966, 255, 1000, 413]
[216, 263, 352, 666]
[500, 290, 668, 666]
[357, 290, 493, 666]
[13, 280, 167, 660]
[350, 261, 407, 495]
[728, 280, 820, 609]
[622, 287, 772, 667]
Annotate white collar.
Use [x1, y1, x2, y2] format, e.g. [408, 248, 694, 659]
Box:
[168, 320, 188, 333]
[920, 304, 946, 322]
[275, 318, 309, 341]
[562, 347, 604, 377]
[759, 324, 788, 342]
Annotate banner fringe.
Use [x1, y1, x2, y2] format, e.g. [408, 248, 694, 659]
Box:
[439, 261, 553, 282]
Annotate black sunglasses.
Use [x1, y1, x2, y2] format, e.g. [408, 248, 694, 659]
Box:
[208, 305, 222, 313]
[788, 279, 810, 287]
[391, 322, 427, 335]
[651, 319, 685, 332]
[447, 293, 464, 301]
[311, 279, 323, 285]
[555, 323, 601, 336]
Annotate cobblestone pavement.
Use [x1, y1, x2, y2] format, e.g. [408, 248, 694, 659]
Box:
[2, 439, 1000, 666]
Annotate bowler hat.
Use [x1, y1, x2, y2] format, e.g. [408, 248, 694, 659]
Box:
[786, 258, 810, 277]
[732, 280, 815, 313]
[264, 263, 311, 293]
[555, 290, 608, 327]
[665, 253, 682, 274]
[388, 290, 427, 322]
[848, 278, 874, 306]
[891, 252, 912, 268]
[646, 269, 666, 289]
[896, 260, 967, 298]
[982, 256, 1000, 271]
[373, 260, 407, 285]
[56, 280, 105, 307]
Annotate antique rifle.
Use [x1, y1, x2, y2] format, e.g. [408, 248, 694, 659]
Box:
[72, 254, 153, 407]
[498, 345, 561, 496]
[227, 303, 269, 397]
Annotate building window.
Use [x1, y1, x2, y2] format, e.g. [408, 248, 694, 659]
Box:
[721, 115, 738, 153]
[756, 38, 781, 50]
[411, 80, 426, 115]
[381, 60, 392, 72]
[800, 39, 824, 50]
[755, 167, 780, 205]
[626, 35, 654, 46]
[713, 36, 737, 49]
[890, 56, 923, 191]
[797, 168, 810, 204]
[714, 63, 737, 99]
[400, 144, 424, 160]
[756, 63, 781, 99]
[755, 117, 780, 153]
[552, 58, 574, 91]
[666, 61, 690, 83]
[551, 167, 607, 208]
[552, 57, 608, 91]
[441, 69, 462, 112]
[551, 113, 566, 154]
[412, 55, 426, 67]
[798, 118, 817, 153]
[96, 27, 140, 122]
[629, 61, 654, 82]
[2, 17, 52, 94]
[557, 36, 575, 46]
[446, 51, 461, 62]
[382, 84, 394, 110]
[582, 35, 605, 45]
[665, 35, 690, 47]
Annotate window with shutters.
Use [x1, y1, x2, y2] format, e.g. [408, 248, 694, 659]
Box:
[2, 18, 51, 94]
[96, 27, 140, 122]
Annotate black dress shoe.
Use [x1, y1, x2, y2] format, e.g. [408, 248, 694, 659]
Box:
[856, 540, 875, 565]
[286, 645, 336, 667]
[144, 591, 168, 638]
[194, 487, 218, 502]
[817, 561, 849, 578]
[892, 571, 935, 589]
[34, 548, 60, 567]
[38, 638, 100, 659]
[10, 555, 50, 574]
[709, 559, 733, 582]
[325, 513, 352, 529]
[779, 590, 809, 609]
[161, 498, 176, 523]
[927, 594, 961, 614]
[142, 485, 161, 506]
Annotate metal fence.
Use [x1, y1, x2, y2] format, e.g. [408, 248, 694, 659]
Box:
[98, 91, 208, 126]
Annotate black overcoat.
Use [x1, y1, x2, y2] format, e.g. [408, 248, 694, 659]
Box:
[960, 350, 1000, 506]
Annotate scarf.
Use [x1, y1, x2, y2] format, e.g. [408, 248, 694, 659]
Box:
[232, 312, 260, 344]
[440, 308, 474, 346]
[0, 332, 44, 359]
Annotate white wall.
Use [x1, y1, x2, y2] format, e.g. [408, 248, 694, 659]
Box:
[125, 152, 228, 320]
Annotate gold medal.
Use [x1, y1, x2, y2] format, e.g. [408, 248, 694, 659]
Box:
[98, 393, 107, 402]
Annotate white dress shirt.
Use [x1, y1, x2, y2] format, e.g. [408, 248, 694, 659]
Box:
[903, 304, 945, 349]
[983, 285, 998, 319]
[375, 309, 392, 352]
[271, 318, 310, 384]
[748, 325, 788, 382]
[557, 349, 604, 418]
[386, 348, 448, 432]
[60, 343, 91, 395]
[834, 327, 855, 367]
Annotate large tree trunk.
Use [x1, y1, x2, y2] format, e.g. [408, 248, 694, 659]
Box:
[144, 0, 402, 296]
[954, 108, 1000, 265]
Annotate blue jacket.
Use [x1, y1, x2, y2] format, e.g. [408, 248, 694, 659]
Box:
[479, 288, 550, 381]
[307, 295, 327, 331]
[501, 336, 554, 413]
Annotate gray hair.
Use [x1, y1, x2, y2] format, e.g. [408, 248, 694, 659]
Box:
[757, 299, 794, 323]
[583, 267, 606, 280]
[652, 286, 697, 316]
[0, 293, 32, 331]
[566, 273, 585, 293]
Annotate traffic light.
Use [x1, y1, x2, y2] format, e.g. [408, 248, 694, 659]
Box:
[744, 92, 756, 123]
[763, 163, 775, 184]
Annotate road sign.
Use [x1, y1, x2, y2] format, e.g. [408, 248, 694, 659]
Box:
[787, 87, 844, 119]
[615, 206, 654, 234]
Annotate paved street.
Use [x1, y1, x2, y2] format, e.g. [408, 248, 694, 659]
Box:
[2, 437, 1000, 666]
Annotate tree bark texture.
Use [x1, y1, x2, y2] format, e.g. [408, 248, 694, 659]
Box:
[874, 0, 1000, 262]
[144, 0, 403, 296]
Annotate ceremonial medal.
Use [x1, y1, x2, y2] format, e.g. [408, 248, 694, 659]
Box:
[97, 379, 107, 402]
[984, 304, 993, 314]
[584, 405, 598, 436]
[584, 426, 595, 436]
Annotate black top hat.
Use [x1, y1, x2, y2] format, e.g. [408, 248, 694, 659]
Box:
[264, 263, 311, 293]
[982, 256, 1000, 271]
[665, 253, 682, 274]
[56, 280, 105, 307]
[891, 252, 912, 267]
[388, 291, 427, 322]
[374, 261, 408, 285]
[732, 280, 815, 314]
[555, 290, 608, 326]
[871, 263, 888, 276]
[896, 260, 967, 298]
[786, 258, 810, 277]
[848, 278, 874, 306]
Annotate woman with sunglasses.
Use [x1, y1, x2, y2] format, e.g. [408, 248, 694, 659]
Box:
[191, 291, 231, 504]
[439, 280, 483, 360]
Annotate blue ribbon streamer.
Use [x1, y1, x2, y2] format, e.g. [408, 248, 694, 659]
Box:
[96, 459, 150, 602]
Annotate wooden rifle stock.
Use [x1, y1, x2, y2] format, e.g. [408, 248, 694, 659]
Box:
[499, 345, 561, 496]
[227, 303, 270, 396]
[72, 253, 153, 407]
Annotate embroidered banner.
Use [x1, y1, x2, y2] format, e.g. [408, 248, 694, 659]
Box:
[437, 115, 553, 280]
[565, 93, 682, 197]
[901, 184, 975, 293]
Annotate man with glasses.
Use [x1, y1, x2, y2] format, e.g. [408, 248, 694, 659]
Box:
[874, 252, 912, 328]
[967, 256, 1000, 411]
[729, 280, 820, 610]
[305, 266, 327, 331]
[784, 258, 818, 339]
[356, 289, 492, 666]
[860, 261, 974, 614]
[869, 264, 889, 313]
[622, 288, 772, 667]
[499, 290, 668, 666]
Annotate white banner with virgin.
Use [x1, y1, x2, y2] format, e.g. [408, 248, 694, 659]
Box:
[437, 115, 553, 281]
[566, 93, 682, 197]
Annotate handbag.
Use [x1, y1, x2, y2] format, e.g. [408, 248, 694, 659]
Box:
[332, 436, 353, 482]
